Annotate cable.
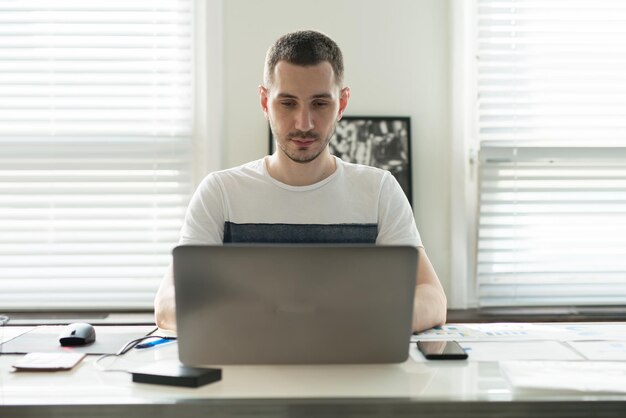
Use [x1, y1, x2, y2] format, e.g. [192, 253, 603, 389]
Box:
[93, 328, 176, 373]
[93, 354, 130, 373]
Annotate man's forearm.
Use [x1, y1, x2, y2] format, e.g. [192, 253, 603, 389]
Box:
[412, 283, 447, 333]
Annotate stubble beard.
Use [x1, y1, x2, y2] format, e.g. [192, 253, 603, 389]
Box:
[273, 124, 336, 164]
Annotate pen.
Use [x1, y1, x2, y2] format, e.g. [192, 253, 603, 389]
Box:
[134, 337, 177, 349]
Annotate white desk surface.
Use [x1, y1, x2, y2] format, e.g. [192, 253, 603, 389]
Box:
[1, 323, 626, 418]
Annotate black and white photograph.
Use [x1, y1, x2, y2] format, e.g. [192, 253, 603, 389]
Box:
[270, 116, 413, 204]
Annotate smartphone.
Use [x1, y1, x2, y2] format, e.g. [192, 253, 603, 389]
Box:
[416, 340, 468, 360]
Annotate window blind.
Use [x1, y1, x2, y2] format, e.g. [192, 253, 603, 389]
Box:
[0, 0, 194, 310]
[476, 0, 626, 306]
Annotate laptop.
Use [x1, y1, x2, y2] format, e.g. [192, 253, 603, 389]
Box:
[173, 245, 417, 365]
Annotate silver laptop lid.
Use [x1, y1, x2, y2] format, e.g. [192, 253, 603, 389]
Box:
[173, 245, 417, 365]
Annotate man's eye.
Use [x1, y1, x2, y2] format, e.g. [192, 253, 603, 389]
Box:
[281, 101, 296, 108]
[313, 101, 329, 108]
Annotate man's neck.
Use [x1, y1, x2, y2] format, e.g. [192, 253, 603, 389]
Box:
[265, 152, 337, 186]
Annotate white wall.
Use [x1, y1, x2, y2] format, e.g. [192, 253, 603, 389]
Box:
[216, 0, 453, 297]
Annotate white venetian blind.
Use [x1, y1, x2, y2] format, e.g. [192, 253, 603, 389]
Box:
[0, 0, 194, 310]
[476, 0, 626, 306]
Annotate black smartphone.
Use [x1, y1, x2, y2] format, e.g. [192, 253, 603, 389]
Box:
[416, 340, 468, 360]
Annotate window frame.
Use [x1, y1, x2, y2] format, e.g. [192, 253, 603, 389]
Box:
[452, 0, 626, 317]
[0, 0, 223, 314]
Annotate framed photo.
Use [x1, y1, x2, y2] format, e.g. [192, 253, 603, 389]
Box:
[269, 116, 412, 205]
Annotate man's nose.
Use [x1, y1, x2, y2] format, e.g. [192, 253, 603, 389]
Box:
[294, 107, 313, 132]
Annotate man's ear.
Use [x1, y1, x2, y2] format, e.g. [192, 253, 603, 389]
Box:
[337, 87, 350, 120]
[259, 85, 269, 119]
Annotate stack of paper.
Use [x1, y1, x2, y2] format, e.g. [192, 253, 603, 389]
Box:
[500, 361, 626, 393]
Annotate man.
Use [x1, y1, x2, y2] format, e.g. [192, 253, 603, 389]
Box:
[154, 30, 447, 332]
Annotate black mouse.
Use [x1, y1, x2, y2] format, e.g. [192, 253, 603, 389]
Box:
[59, 322, 96, 346]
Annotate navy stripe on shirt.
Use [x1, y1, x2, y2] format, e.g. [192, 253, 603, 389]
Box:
[223, 222, 377, 244]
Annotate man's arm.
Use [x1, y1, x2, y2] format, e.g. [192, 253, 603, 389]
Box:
[153, 173, 225, 331]
[154, 263, 177, 331]
[412, 247, 447, 332]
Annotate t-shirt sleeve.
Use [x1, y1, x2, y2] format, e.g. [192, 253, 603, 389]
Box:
[178, 173, 226, 245]
[376, 172, 423, 247]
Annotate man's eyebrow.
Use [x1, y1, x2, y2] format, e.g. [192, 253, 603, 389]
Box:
[311, 93, 333, 100]
[275, 93, 334, 100]
[276, 93, 298, 99]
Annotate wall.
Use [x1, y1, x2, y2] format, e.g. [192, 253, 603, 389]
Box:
[218, 0, 452, 297]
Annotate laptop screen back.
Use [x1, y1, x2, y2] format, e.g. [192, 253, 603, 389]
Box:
[173, 245, 417, 365]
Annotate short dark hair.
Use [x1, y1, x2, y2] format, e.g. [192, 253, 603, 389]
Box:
[263, 30, 344, 87]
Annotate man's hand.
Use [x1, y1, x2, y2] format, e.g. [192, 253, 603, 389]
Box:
[154, 263, 177, 331]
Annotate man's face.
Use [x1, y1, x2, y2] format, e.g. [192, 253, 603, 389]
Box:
[260, 61, 349, 164]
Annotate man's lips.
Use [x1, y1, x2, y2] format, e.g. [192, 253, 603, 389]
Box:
[291, 138, 315, 145]
[289, 135, 318, 146]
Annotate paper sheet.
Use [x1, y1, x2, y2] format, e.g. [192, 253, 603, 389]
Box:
[412, 322, 626, 342]
[12, 352, 86, 371]
[500, 361, 626, 393]
[460, 341, 583, 362]
[567, 341, 626, 361]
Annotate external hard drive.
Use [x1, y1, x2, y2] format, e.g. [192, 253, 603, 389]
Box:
[132, 364, 221, 388]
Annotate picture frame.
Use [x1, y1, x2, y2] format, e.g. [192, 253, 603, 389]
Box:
[268, 116, 413, 205]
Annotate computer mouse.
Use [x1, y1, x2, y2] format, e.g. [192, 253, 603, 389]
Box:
[59, 322, 96, 346]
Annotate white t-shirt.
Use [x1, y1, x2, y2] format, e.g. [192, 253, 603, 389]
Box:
[179, 156, 422, 246]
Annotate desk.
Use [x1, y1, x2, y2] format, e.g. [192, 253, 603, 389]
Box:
[1, 323, 626, 418]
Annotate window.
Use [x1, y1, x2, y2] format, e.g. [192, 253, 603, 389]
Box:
[0, 0, 194, 310]
[475, 0, 626, 307]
